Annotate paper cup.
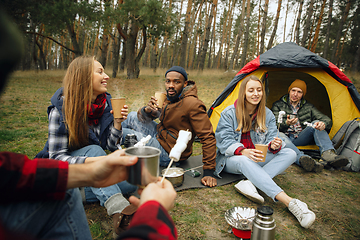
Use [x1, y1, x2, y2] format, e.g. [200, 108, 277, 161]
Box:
[111, 98, 125, 119]
[155, 92, 166, 109]
[255, 144, 268, 162]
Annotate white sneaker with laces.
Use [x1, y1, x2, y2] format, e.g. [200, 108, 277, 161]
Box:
[234, 180, 264, 204]
[288, 199, 316, 228]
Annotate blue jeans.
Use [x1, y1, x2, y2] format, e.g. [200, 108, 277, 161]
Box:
[224, 148, 296, 201]
[0, 189, 92, 240]
[121, 111, 172, 167]
[281, 121, 334, 165]
[70, 145, 137, 206]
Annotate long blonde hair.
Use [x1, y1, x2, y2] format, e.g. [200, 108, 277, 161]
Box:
[63, 56, 95, 149]
[235, 75, 267, 132]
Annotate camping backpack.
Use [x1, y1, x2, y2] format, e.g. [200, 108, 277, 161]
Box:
[331, 118, 360, 172]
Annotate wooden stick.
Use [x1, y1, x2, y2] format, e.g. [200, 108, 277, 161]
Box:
[161, 157, 175, 183]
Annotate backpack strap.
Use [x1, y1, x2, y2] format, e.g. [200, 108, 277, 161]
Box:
[333, 118, 360, 153]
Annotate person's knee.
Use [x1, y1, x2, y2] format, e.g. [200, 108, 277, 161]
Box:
[84, 145, 106, 157]
[281, 148, 297, 163]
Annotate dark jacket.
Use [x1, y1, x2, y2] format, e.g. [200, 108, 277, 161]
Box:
[138, 81, 216, 174]
[36, 88, 115, 159]
[271, 94, 332, 133]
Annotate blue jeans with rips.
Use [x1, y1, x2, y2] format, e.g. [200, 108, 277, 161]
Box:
[70, 145, 137, 206]
[0, 188, 92, 240]
[280, 121, 335, 165]
[121, 111, 172, 167]
[224, 148, 296, 201]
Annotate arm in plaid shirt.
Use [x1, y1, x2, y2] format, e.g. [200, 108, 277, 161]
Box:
[119, 201, 177, 240]
[0, 151, 68, 203]
[48, 108, 122, 164]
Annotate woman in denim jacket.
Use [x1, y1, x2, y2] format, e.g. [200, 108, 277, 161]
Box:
[214, 75, 316, 229]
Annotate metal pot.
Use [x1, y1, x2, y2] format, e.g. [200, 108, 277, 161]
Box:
[125, 146, 160, 187]
[161, 167, 184, 187]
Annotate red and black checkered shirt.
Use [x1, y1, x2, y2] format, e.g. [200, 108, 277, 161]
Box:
[0, 151, 68, 203]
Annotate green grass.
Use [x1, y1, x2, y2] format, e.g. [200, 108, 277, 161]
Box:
[1, 68, 360, 239]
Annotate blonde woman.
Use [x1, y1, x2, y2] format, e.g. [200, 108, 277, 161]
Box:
[36, 56, 136, 235]
[214, 75, 316, 228]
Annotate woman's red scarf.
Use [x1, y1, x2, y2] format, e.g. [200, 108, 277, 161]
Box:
[88, 93, 106, 126]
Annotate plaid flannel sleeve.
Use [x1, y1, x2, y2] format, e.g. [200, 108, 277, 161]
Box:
[118, 200, 177, 240]
[48, 108, 87, 164]
[0, 152, 68, 203]
[107, 124, 122, 152]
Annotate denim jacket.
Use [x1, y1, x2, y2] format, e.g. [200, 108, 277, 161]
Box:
[214, 105, 285, 178]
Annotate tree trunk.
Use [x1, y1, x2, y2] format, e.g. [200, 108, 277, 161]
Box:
[323, 0, 333, 59]
[66, 21, 82, 56]
[198, 0, 217, 71]
[112, 31, 121, 78]
[259, 0, 269, 54]
[126, 22, 139, 79]
[330, 0, 352, 64]
[240, 0, 252, 68]
[310, 0, 327, 52]
[267, 0, 282, 50]
[283, 0, 289, 42]
[301, 0, 315, 47]
[256, 0, 261, 56]
[224, 0, 236, 70]
[295, 0, 304, 45]
[229, 0, 246, 70]
[352, 44, 360, 73]
[179, 0, 193, 68]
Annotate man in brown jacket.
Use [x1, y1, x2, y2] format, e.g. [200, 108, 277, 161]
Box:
[122, 66, 217, 187]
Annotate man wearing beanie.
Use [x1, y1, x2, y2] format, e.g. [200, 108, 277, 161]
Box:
[122, 66, 218, 188]
[271, 79, 349, 172]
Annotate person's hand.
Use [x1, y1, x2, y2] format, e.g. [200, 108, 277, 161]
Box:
[129, 177, 177, 211]
[270, 137, 282, 150]
[144, 96, 159, 113]
[111, 105, 128, 130]
[201, 176, 217, 187]
[285, 115, 298, 126]
[241, 148, 264, 162]
[313, 121, 326, 131]
[67, 149, 138, 189]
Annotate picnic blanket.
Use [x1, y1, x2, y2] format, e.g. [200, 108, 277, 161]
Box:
[160, 155, 245, 192]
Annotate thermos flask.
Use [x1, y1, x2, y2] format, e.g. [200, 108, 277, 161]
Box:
[250, 206, 276, 240]
[124, 134, 138, 148]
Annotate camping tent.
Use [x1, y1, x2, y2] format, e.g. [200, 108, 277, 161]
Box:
[208, 42, 360, 149]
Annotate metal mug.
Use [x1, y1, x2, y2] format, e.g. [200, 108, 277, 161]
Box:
[125, 146, 160, 187]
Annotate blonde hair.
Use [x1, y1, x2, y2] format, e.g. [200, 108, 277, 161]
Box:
[235, 75, 267, 133]
[63, 56, 95, 149]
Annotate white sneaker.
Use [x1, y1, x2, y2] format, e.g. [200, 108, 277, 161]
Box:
[234, 180, 264, 204]
[288, 199, 316, 228]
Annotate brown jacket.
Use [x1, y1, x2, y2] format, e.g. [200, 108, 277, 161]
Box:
[138, 81, 216, 175]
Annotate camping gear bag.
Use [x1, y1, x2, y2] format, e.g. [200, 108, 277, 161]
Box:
[331, 118, 360, 171]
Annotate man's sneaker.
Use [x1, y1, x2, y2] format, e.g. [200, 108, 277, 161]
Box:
[234, 180, 264, 204]
[299, 155, 315, 172]
[288, 199, 316, 228]
[321, 149, 349, 168]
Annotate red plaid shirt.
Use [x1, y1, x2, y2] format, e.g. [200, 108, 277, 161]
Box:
[0, 152, 68, 203]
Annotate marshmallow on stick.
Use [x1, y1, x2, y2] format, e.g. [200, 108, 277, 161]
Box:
[278, 111, 286, 124]
[169, 130, 192, 162]
[161, 130, 192, 184]
[134, 135, 151, 147]
[277, 111, 286, 137]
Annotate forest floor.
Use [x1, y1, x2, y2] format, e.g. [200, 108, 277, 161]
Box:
[1, 68, 360, 239]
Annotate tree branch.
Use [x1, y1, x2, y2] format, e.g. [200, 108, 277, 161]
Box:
[135, 27, 147, 64]
[116, 23, 127, 40]
[25, 31, 79, 54]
